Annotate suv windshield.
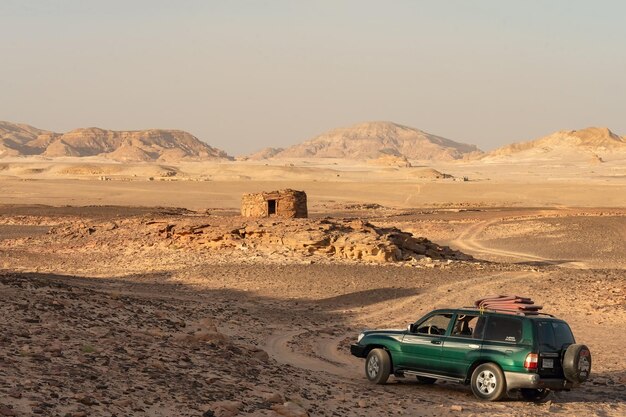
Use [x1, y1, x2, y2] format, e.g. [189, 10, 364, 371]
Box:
[536, 320, 575, 351]
[416, 313, 452, 335]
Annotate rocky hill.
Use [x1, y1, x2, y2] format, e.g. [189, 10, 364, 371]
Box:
[0, 121, 231, 162]
[267, 121, 483, 160]
[246, 147, 285, 160]
[484, 127, 626, 162]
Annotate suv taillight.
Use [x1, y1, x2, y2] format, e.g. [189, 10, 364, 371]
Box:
[524, 353, 538, 370]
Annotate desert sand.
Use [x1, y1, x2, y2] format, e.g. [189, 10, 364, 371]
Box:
[1, 122, 626, 416]
[1, 156, 625, 417]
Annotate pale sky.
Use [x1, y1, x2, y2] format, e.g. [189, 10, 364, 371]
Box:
[1, 1, 625, 155]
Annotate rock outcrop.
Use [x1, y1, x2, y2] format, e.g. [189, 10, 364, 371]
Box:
[50, 217, 472, 264]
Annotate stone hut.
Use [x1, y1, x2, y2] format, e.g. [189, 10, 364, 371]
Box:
[241, 189, 308, 218]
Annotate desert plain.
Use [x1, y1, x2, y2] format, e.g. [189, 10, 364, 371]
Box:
[0, 150, 625, 417]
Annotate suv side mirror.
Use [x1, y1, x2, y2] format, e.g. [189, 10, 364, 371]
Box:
[407, 323, 416, 333]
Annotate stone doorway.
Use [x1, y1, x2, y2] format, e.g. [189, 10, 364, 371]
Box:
[267, 199, 277, 215]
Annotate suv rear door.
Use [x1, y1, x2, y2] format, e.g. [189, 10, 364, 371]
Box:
[439, 313, 485, 378]
[480, 314, 531, 373]
[534, 320, 575, 378]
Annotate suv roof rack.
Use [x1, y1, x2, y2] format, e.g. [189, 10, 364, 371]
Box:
[461, 307, 556, 318]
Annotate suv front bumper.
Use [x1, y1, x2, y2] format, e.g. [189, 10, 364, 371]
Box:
[350, 344, 367, 358]
[505, 372, 577, 391]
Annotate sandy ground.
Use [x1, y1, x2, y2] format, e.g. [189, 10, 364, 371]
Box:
[0, 159, 625, 416]
[0, 201, 625, 417]
[0, 157, 625, 209]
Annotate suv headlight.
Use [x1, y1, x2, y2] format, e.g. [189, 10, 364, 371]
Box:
[357, 333, 364, 343]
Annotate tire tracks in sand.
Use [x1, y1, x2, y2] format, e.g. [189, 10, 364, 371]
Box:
[451, 218, 590, 269]
[262, 214, 592, 380]
[263, 270, 544, 378]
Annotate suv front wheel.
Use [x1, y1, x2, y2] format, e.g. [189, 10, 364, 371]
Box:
[470, 363, 507, 401]
[365, 348, 391, 384]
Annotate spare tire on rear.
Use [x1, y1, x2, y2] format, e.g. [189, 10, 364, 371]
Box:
[562, 344, 591, 383]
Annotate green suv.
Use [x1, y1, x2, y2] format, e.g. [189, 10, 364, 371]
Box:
[350, 308, 591, 401]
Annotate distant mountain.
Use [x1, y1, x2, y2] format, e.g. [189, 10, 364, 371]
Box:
[484, 127, 626, 162]
[268, 121, 483, 161]
[0, 121, 231, 162]
[246, 147, 285, 160]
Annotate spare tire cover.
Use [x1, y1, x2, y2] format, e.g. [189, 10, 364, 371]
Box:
[563, 344, 591, 383]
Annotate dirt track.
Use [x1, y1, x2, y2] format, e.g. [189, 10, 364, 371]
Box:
[1, 206, 625, 416]
[451, 218, 590, 267]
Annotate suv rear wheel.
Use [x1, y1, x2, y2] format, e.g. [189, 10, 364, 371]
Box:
[365, 348, 391, 384]
[470, 363, 506, 401]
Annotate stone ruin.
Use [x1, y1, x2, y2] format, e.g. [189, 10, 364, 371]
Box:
[241, 189, 308, 218]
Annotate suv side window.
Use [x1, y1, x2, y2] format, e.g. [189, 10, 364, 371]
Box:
[451, 314, 485, 339]
[484, 316, 523, 343]
[416, 313, 452, 336]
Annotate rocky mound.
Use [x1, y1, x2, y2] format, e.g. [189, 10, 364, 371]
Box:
[50, 217, 472, 264]
[406, 167, 450, 179]
[0, 121, 231, 162]
[485, 127, 626, 161]
[246, 147, 285, 160]
[269, 121, 483, 161]
[366, 154, 412, 167]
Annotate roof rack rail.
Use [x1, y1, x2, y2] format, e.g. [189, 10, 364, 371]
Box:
[526, 311, 556, 318]
[461, 307, 555, 317]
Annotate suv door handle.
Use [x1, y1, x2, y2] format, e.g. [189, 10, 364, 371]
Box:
[431, 340, 442, 345]
[468, 344, 480, 349]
